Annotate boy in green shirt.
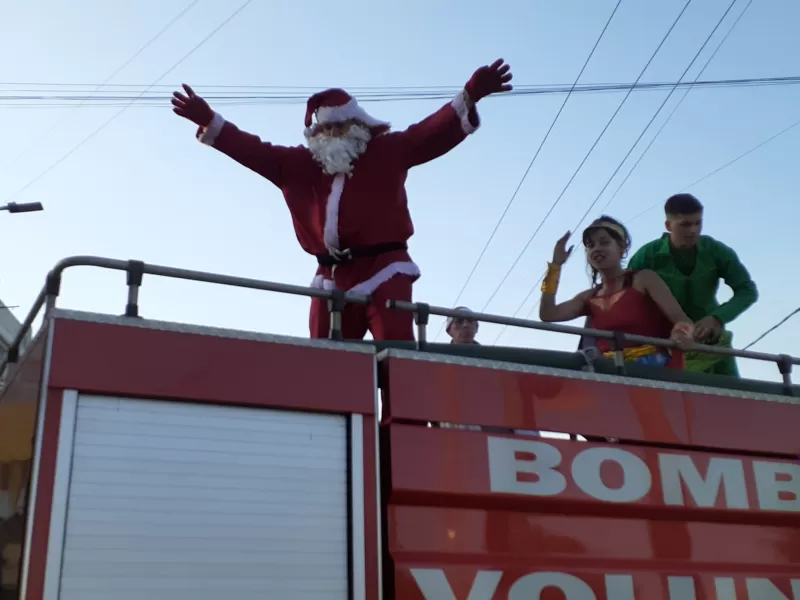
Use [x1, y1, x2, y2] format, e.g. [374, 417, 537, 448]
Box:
[627, 193, 758, 376]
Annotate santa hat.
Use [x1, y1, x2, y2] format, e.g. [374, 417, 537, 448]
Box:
[305, 88, 391, 133]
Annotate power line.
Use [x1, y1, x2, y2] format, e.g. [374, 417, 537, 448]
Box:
[493, 0, 745, 346]
[625, 116, 800, 224]
[2, 0, 255, 204]
[0, 0, 200, 176]
[5, 75, 800, 94]
[742, 307, 800, 351]
[0, 81, 467, 90]
[2, 76, 800, 108]
[0, 77, 792, 92]
[432, 0, 624, 343]
[597, 0, 754, 215]
[475, 0, 694, 319]
[493, 113, 800, 346]
[570, 0, 740, 241]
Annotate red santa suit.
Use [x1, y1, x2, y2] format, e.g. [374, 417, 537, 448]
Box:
[196, 88, 480, 340]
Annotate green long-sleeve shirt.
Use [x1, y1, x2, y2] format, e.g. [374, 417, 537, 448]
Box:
[627, 234, 758, 325]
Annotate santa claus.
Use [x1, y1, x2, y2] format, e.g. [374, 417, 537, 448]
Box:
[171, 59, 512, 341]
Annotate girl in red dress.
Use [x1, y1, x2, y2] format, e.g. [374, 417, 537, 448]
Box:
[539, 216, 694, 368]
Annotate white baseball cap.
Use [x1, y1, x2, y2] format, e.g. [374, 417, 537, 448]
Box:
[446, 306, 478, 334]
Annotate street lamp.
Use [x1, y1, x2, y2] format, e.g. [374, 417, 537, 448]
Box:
[0, 202, 44, 214]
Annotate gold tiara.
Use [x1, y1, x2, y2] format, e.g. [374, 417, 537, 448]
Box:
[585, 220, 627, 243]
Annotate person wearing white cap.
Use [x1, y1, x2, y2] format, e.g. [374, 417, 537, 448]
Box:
[446, 307, 480, 344]
[171, 59, 513, 341]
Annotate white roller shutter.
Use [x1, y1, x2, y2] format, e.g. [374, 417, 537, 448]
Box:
[59, 395, 349, 600]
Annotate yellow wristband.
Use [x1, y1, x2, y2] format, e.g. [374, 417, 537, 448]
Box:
[541, 263, 562, 294]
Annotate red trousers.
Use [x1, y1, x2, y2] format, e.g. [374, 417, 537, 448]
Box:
[309, 274, 415, 341]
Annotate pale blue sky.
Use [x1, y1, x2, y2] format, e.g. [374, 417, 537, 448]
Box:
[1, 0, 797, 382]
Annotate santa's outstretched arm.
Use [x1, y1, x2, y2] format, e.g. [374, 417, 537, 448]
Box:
[398, 59, 513, 168]
[172, 84, 297, 188]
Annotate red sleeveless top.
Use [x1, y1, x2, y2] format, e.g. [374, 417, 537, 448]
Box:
[586, 271, 683, 368]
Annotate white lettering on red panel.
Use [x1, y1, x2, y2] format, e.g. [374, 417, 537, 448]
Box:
[486, 437, 800, 512]
[410, 569, 800, 599]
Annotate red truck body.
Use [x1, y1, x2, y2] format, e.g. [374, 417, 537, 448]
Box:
[0, 258, 798, 599]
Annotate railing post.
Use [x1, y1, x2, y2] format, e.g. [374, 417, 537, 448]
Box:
[125, 260, 145, 318]
[578, 347, 598, 373]
[415, 303, 430, 351]
[777, 354, 794, 396]
[6, 345, 18, 365]
[612, 331, 627, 375]
[44, 270, 61, 316]
[328, 290, 346, 341]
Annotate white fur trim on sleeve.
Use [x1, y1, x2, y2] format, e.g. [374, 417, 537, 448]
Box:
[347, 261, 421, 296]
[197, 111, 225, 146]
[323, 173, 346, 252]
[451, 89, 479, 135]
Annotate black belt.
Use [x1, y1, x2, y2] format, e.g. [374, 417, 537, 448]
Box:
[316, 242, 408, 267]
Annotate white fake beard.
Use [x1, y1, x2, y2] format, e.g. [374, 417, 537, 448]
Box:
[305, 124, 372, 176]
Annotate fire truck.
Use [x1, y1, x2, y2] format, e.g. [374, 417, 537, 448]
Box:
[0, 256, 798, 600]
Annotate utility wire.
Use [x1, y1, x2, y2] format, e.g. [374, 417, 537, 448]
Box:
[0, 0, 200, 177]
[431, 0, 624, 342]
[2, 77, 800, 107]
[2, 0, 255, 204]
[493, 0, 745, 345]
[0, 77, 796, 91]
[476, 0, 694, 319]
[4, 75, 799, 94]
[625, 116, 800, 224]
[743, 307, 800, 350]
[493, 114, 800, 346]
[597, 0, 754, 214]
[569, 0, 740, 244]
[0, 79, 754, 92]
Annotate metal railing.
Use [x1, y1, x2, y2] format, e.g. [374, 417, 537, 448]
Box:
[0, 256, 370, 379]
[0, 255, 796, 395]
[386, 300, 799, 392]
